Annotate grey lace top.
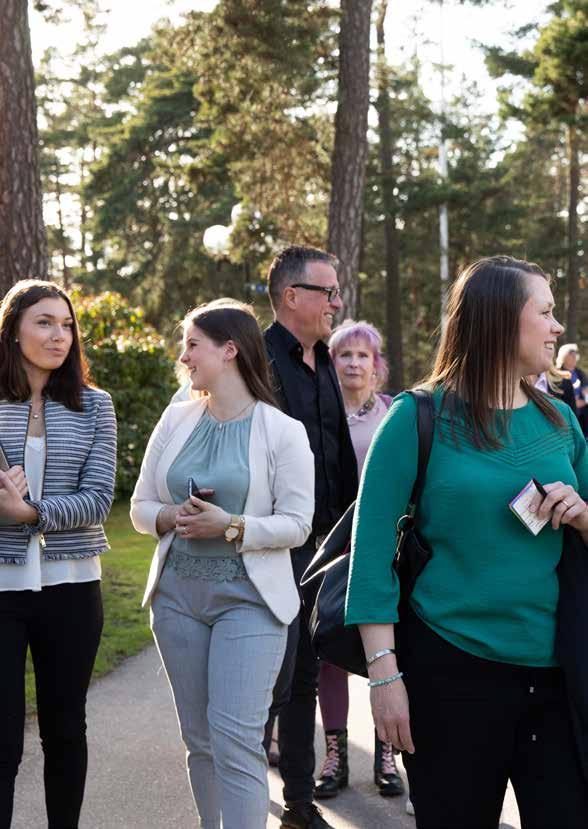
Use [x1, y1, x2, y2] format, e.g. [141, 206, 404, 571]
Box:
[165, 407, 253, 581]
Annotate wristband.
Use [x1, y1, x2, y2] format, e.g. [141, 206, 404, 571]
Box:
[366, 648, 396, 666]
[367, 672, 403, 688]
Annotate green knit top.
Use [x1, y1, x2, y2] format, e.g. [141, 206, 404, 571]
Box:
[345, 390, 588, 667]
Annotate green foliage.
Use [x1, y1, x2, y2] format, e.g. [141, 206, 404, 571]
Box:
[74, 291, 177, 496]
[184, 0, 337, 267]
[35, 1, 588, 385]
[482, 0, 587, 337]
[532, 0, 588, 121]
[81, 33, 245, 326]
[35, 2, 115, 286]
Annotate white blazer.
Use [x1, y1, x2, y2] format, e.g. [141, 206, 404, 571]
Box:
[130, 399, 315, 624]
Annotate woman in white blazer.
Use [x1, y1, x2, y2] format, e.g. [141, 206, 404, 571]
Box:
[130, 299, 314, 829]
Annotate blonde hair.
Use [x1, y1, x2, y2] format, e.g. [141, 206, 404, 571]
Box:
[556, 343, 579, 369]
[545, 365, 572, 393]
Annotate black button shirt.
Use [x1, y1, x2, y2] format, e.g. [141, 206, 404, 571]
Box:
[269, 322, 344, 535]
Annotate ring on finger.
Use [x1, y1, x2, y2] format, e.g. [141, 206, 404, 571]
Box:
[562, 499, 571, 509]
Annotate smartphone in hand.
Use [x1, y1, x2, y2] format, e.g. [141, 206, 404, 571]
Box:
[188, 477, 201, 499]
[0, 446, 9, 473]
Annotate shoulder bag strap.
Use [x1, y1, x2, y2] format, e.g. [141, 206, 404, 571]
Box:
[406, 389, 435, 516]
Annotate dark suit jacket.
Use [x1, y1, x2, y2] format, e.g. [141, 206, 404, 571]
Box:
[558, 378, 577, 414]
[264, 322, 358, 517]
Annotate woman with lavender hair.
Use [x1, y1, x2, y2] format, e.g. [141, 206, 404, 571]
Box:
[314, 320, 405, 802]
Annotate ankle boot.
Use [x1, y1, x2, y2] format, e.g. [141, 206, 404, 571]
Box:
[314, 728, 349, 799]
[374, 730, 404, 797]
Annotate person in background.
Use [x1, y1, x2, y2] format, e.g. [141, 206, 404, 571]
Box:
[0, 280, 117, 829]
[263, 245, 357, 829]
[313, 320, 404, 803]
[556, 343, 588, 435]
[131, 299, 314, 829]
[533, 366, 577, 414]
[347, 256, 588, 828]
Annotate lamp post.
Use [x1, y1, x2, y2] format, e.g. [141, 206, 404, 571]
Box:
[438, 0, 449, 332]
[202, 224, 231, 258]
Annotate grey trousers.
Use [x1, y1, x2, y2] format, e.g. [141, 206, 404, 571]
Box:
[151, 563, 287, 829]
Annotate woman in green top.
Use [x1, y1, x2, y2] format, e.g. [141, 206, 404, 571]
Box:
[346, 256, 588, 828]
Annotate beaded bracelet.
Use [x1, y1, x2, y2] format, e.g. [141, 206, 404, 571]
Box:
[366, 647, 396, 666]
[367, 672, 404, 688]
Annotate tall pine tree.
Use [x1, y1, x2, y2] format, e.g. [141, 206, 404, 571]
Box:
[0, 0, 48, 292]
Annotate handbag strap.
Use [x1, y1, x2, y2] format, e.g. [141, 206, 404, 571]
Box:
[405, 389, 435, 519]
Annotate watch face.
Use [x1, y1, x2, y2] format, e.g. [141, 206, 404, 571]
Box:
[225, 526, 240, 541]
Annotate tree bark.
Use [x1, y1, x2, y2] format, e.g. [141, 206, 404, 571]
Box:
[375, 0, 403, 392]
[327, 0, 373, 319]
[0, 0, 48, 294]
[566, 123, 579, 342]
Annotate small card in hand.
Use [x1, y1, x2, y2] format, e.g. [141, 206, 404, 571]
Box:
[509, 478, 549, 536]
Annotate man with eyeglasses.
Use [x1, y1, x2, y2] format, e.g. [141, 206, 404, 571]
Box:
[263, 245, 358, 829]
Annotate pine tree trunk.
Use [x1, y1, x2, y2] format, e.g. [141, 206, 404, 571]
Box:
[375, 0, 403, 393]
[327, 0, 373, 319]
[0, 0, 48, 295]
[566, 124, 579, 342]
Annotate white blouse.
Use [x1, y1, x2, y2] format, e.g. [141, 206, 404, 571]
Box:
[0, 436, 101, 592]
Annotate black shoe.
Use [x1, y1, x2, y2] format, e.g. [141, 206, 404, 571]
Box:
[314, 728, 349, 799]
[374, 730, 405, 797]
[280, 800, 334, 828]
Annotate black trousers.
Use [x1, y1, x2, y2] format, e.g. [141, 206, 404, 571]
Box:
[397, 608, 588, 829]
[0, 581, 103, 829]
[264, 540, 319, 804]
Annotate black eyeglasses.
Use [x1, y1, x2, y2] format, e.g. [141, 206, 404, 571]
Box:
[290, 283, 341, 303]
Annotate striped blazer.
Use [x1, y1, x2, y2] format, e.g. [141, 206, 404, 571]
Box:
[0, 387, 117, 565]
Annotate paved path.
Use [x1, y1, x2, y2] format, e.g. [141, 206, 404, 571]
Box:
[13, 646, 520, 828]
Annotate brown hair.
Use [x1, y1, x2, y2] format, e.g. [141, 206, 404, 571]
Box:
[0, 279, 91, 411]
[424, 255, 564, 448]
[184, 298, 277, 406]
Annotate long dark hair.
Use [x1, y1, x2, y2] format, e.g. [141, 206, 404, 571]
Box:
[184, 298, 277, 407]
[0, 279, 91, 411]
[424, 255, 564, 448]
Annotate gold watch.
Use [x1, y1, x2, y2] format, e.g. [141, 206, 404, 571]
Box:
[224, 515, 244, 543]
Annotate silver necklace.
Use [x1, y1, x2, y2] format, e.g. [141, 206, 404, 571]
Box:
[346, 393, 376, 423]
[31, 404, 43, 420]
[207, 400, 254, 429]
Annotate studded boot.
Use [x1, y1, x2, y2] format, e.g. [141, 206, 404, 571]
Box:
[314, 729, 349, 799]
[374, 730, 405, 797]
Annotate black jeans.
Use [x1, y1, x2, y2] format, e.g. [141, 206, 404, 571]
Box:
[264, 540, 319, 804]
[397, 607, 588, 829]
[0, 581, 103, 829]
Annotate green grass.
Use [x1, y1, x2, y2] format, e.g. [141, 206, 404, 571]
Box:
[25, 501, 155, 710]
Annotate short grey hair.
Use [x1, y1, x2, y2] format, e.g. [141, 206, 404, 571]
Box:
[266, 244, 338, 311]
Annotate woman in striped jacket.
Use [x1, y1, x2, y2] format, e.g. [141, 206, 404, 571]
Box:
[0, 280, 117, 829]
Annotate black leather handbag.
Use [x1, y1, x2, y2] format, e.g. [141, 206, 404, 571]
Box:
[556, 525, 588, 784]
[300, 389, 435, 677]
